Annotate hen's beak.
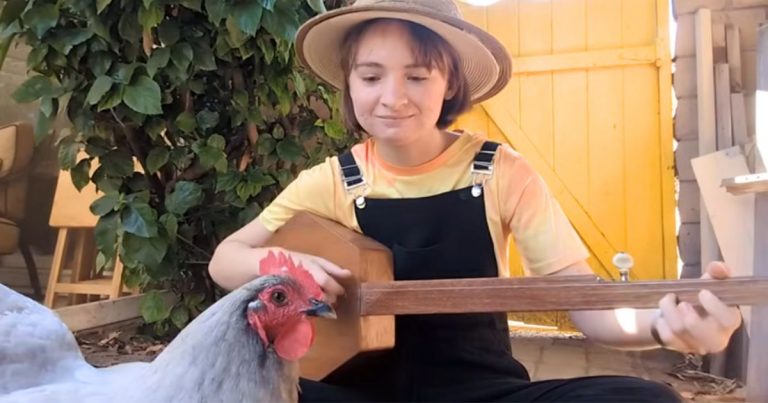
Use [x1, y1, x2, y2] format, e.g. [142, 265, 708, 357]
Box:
[303, 298, 337, 319]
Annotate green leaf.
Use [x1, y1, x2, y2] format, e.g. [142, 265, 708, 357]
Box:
[146, 147, 169, 173]
[138, 3, 164, 29]
[169, 149, 192, 170]
[165, 181, 203, 216]
[26, 46, 48, 70]
[22, 4, 59, 39]
[121, 203, 159, 237]
[91, 194, 120, 216]
[235, 181, 260, 201]
[256, 35, 273, 64]
[322, 119, 346, 139]
[118, 12, 141, 43]
[207, 134, 226, 150]
[143, 0, 155, 8]
[180, 0, 202, 11]
[88, 51, 113, 77]
[170, 305, 190, 329]
[195, 109, 219, 131]
[257, 135, 276, 155]
[159, 213, 178, 239]
[262, 2, 299, 42]
[101, 149, 134, 177]
[34, 105, 53, 144]
[97, 86, 124, 111]
[86, 76, 114, 105]
[191, 43, 216, 71]
[260, 0, 276, 10]
[0, 0, 27, 28]
[216, 171, 241, 193]
[205, 0, 229, 24]
[94, 212, 119, 259]
[112, 62, 139, 84]
[12, 75, 53, 103]
[48, 28, 92, 54]
[233, 1, 263, 36]
[140, 290, 172, 323]
[146, 47, 170, 77]
[145, 118, 166, 140]
[292, 72, 306, 97]
[123, 233, 168, 267]
[193, 144, 225, 170]
[306, 0, 326, 13]
[124, 76, 162, 115]
[175, 111, 196, 133]
[58, 140, 80, 170]
[97, 0, 114, 14]
[225, 17, 246, 48]
[276, 138, 302, 162]
[157, 20, 180, 46]
[170, 42, 193, 71]
[70, 158, 91, 191]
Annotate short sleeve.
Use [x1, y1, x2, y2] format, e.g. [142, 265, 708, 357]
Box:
[256, 157, 340, 232]
[498, 148, 590, 275]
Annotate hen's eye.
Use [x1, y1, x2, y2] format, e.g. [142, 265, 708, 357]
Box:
[271, 290, 288, 306]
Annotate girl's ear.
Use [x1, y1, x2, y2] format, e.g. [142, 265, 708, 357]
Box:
[444, 82, 457, 100]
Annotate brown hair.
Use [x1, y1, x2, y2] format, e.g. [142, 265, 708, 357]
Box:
[339, 19, 471, 133]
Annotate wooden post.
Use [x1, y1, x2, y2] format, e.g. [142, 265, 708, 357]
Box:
[746, 23, 768, 403]
[695, 9, 721, 274]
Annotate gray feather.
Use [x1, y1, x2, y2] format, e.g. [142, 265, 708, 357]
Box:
[0, 276, 302, 403]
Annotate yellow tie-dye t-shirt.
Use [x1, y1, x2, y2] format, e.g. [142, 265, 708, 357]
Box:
[257, 131, 589, 277]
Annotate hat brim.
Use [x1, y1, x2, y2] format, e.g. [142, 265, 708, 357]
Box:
[296, 5, 512, 103]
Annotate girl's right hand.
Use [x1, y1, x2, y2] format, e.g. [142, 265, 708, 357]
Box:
[278, 249, 353, 304]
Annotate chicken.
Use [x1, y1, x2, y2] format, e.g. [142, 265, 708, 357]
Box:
[0, 251, 334, 403]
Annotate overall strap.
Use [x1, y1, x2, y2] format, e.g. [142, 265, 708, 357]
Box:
[470, 141, 502, 197]
[338, 150, 368, 208]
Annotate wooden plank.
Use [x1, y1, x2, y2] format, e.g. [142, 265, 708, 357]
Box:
[747, 193, 768, 402]
[676, 139, 699, 181]
[757, 24, 768, 170]
[713, 23, 727, 63]
[731, 93, 750, 145]
[676, 14, 695, 57]
[553, 0, 589, 211]
[519, 0, 553, 168]
[54, 292, 175, 333]
[514, 46, 657, 74]
[723, 172, 768, 194]
[679, 222, 702, 266]
[691, 148, 754, 278]
[715, 64, 734, 149]
[696, 9, 722, 269]
[678, 181, 701, 223]
[360, 277, 768, 316]
[674, 56, 697, 98]
[675, 97, 699, 141]
[726, 25, 743, 92]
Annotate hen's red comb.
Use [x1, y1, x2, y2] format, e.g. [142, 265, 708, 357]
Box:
[259, 251, 322, 297]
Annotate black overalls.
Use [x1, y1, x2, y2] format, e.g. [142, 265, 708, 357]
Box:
[298, 142, 681, 403]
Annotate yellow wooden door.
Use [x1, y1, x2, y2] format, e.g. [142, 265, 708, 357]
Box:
[454, 0, 676, 301]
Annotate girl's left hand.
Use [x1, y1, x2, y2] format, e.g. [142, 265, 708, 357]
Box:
[652, 261, 743, 354]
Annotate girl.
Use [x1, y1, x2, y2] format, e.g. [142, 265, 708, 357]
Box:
[210, 1, 742, 401]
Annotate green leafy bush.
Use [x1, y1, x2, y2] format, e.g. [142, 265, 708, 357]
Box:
[0, 0, 353, 332]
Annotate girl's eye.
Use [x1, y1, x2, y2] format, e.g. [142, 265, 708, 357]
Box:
[408, 76, 428, 82]
[362, 76, 380, 82]
[271, 290, 288, 306]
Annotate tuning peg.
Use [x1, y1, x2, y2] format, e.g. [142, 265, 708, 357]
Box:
[612, 252, 634, 282]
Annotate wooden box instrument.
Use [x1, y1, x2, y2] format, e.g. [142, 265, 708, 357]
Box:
[265, 212, 768, 381]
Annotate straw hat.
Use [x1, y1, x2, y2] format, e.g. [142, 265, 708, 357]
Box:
[295, 0, 512, 103]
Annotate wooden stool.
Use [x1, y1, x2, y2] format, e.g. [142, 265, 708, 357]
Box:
[44, 161, 130, 308]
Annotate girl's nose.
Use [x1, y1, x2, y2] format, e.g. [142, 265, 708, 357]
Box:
[380, 77, 408, 110]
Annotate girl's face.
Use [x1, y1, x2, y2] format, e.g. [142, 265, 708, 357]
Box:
[347, 21, 451, 146]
